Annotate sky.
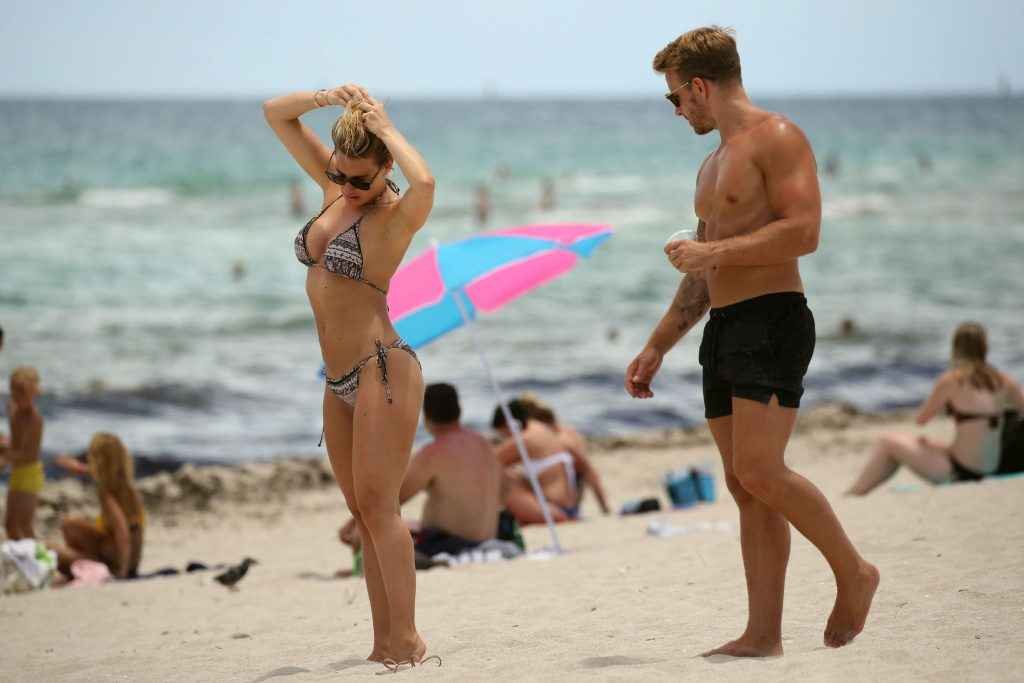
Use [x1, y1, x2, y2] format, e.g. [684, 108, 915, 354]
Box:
[3, 1, 1021, 98]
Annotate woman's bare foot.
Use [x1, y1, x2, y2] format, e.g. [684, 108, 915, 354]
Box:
[378, 634, 441, 673]
[389, 633, 426, 664]
[366, 647, 392, 663]
[701, 634, 783, 658]
[825, 561, 880, 648]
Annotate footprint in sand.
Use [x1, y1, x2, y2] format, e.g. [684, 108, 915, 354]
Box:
[248, 665, 310, 682]
[580, 656, 656, 668]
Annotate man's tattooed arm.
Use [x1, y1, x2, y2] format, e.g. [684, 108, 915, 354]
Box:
[673, 220, 711, 332]
[646, 220, 711, 353]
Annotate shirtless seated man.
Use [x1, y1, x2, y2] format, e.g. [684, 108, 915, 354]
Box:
[626, 26, 878, 655]
[340, 383, 503, 566]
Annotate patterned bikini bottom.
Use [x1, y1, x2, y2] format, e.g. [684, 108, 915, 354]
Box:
[325, 338, 419, 407]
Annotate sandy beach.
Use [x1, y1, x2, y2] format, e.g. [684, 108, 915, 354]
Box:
[2, 405, 1023, 681]
[4, 5, 1022, 682]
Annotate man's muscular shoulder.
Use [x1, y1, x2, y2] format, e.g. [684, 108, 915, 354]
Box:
[751, 112, 801, 137]
[750, 114, 814, 167]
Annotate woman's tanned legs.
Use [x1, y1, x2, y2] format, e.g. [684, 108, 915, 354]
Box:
[324, 389, 392, 661]
[351, 351, 427, 663]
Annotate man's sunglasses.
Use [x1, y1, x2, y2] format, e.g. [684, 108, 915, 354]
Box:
[325, 151, 382, 191]
[664, 80, 692, 108]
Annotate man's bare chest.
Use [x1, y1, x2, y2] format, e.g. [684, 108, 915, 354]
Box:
[694, 149, 767, 237]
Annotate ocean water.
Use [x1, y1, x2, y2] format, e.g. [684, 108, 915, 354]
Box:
[1, 96, 1022, 463]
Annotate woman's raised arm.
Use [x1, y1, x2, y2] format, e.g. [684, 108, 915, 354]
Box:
[263, 85, 370, 190]
[357, 96, 435, 235]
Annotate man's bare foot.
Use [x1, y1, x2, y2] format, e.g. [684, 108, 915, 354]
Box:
[825, 562, 880, 648]
[701, 635, 783, 658]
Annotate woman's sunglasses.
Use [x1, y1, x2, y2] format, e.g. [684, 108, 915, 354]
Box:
[325, 151, 382, 191]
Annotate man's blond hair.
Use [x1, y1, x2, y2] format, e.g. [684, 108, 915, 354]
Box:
[653, 26, 742, 84]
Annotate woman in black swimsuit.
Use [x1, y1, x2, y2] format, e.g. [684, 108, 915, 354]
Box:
[264, 84, 436, 669]
[848, 323, 1024, 495]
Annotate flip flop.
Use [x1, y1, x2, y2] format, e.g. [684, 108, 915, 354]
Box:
[375, 654, 442, 675]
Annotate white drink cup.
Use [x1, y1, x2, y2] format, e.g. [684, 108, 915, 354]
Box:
[665, 228, 696, 247]
[665, 228, 697, 273]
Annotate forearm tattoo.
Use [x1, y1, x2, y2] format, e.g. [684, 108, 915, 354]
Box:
[674, 220, 710, 333]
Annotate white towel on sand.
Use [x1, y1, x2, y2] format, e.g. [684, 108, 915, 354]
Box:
[430, 539, 523, 567]
[1, 539, 57, 593]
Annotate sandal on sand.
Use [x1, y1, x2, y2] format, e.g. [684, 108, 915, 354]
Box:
[375, 655, 442, 675]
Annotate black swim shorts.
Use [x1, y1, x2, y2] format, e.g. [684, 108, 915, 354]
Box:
[698, 292, 816, 419]
[413, 527, 481, 558]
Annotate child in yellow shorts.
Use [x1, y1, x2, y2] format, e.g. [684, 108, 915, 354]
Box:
[2, 367, 44, 539]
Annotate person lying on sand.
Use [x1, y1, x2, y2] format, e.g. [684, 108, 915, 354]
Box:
[848, 322, 1024, 494]
[2, 366, 45, 540]
[339, 383, 503, 570]
[54, 433, 146, 579]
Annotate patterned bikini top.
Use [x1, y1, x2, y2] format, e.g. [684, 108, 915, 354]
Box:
[294, 196, 388, 296]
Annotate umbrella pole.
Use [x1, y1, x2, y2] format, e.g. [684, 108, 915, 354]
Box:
[452, 292, 564, 554]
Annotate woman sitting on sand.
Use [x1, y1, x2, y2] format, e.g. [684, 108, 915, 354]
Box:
[848, 322, 1024, 495]
[517, 393, 611, 516]
[55, 433, 145, 579]
[264, 83, 435, 669]
[493, 399, 599, 524]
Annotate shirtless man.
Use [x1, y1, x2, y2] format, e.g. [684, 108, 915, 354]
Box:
[340, 383, 502, 560]
[625, 27, 878, 655]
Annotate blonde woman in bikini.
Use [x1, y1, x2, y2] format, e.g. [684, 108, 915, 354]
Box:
[263, 84, 436, 670]
[848, 322, 1024, 494]
[56, 433, 145, 579]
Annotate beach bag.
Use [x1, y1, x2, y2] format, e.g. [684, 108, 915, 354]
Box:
[1, 539, 57, 594]
[996, 410, 1024, 474]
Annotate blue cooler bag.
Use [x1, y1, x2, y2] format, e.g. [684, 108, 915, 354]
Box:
[665, 469, 699, 508]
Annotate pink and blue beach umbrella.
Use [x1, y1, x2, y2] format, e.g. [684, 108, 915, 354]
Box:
[387, 223, 613, 348]
[387, 222, 612, 553]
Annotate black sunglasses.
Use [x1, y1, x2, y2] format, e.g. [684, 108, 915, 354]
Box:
[664, 79, 692, 108]
[325, 151, 382, 191]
